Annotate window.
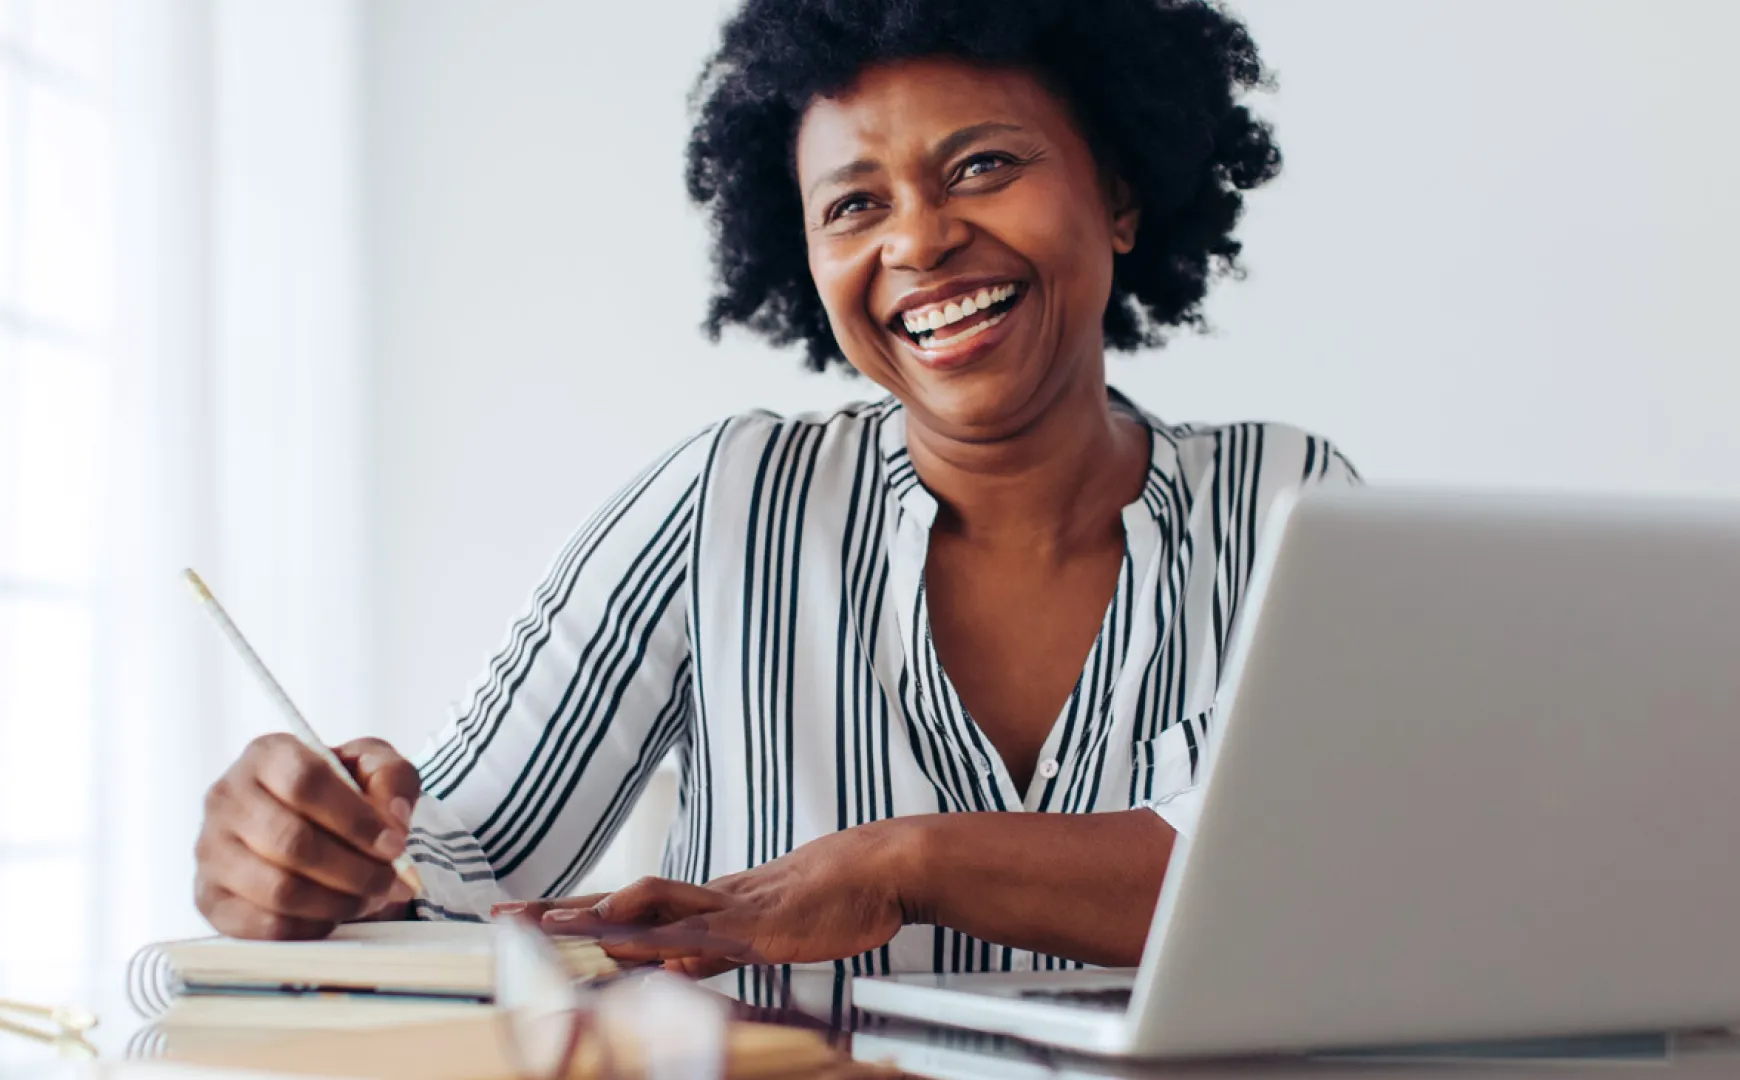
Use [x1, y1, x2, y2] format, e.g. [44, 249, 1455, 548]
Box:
[0, 0, 115, 1000]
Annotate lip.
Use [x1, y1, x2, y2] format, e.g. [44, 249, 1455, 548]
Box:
[892, 283, 1028, 371]
[883, 274, 1025, 325]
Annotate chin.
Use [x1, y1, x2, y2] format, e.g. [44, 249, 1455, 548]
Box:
[899, 366, 1056, 444]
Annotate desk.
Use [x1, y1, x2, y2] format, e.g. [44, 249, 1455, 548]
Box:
[8, 968, 1740, 1080]
[2, 985, 132, 1080]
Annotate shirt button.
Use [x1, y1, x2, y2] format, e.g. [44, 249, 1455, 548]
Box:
[1038, 759, 1060, 779]
[972, 751, 991, 774]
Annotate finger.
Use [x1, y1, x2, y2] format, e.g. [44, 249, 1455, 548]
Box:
[587, 918, 757, 964]
[336, 738, 422, 830]
[587, 877, 730, 926]
[206, 831, 376, 922]
[225, 779, 399, 898]
[250, 735, 405, 860]
[492, 893, 608, 921]
[197, 877, 335, 941]
[197, 831, 363, 925]
[664, 954, 744, 980]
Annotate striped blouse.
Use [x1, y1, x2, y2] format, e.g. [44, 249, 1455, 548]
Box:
[406, 392, 1358, 976]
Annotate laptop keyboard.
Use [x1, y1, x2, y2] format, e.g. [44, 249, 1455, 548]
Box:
[1016, 987, 1133, 1012]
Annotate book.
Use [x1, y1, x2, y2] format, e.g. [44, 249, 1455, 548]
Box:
[126, 921, 614, 1020]
[165, 1013, 857, 1080]
[163, 988, 493, 1029]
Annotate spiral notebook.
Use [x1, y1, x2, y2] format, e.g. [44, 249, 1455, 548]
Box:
[126, 921, 614, 1020]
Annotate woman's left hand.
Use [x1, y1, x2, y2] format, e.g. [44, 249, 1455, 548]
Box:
[497, 821, 912, 978]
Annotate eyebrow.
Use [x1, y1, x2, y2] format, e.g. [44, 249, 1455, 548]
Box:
[933, 121, 1024, 167]
[804, 121, 1028, 201]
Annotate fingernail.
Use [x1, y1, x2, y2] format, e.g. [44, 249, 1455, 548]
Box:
[494, 901, 527, 915]
[389, 798, 414, 828]
[375, 829, 407, 858]
[545, 909, 581, 923]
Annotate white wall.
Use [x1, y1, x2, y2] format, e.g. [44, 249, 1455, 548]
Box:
[365, 0, 854, 755]
[1149, 1, 1740, 495]
[209, 1, 373, 747]
[363, 0, 1740, 882]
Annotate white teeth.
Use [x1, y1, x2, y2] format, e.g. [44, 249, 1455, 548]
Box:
[918, 310, 1007, 351]
[901, 283, 1021, 334]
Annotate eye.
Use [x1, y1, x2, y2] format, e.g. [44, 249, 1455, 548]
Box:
[826, 193, 875, 223]
[954, 152, 1014, 183]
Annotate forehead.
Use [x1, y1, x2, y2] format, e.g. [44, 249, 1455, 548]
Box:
[794, 57, 1075, 185]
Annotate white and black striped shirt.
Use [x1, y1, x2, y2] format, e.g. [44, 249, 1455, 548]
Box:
[407, 392, 1357, 975]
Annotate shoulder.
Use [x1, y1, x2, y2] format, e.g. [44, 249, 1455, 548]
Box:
[655, 399, 899, 499]
[1129, 413, 1360, 562]
[684, 399, 896, 467]
[709, 399, 895, 443]
[1134, 408, 1360, 494]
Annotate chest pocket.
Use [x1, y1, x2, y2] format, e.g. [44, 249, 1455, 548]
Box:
[1131, 708, 1211, 803]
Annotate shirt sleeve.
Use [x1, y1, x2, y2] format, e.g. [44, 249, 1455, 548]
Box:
[404, 426, 719, 915]
[1142, 433, 1361, 841]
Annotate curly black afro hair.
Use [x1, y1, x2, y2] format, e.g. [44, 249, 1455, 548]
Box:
[684, 0, 1281, 373]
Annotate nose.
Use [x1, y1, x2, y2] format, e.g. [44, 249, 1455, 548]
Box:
[881, 198, 970, 273]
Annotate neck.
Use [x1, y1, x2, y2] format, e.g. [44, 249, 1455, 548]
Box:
[904, 375, 1148, 557]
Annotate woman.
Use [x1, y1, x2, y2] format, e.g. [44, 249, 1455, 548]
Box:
[192, 0, 1357, 977]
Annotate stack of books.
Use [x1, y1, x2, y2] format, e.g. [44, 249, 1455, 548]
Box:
[126, 921, 613, 1054]
[123, 922, 855, 1077]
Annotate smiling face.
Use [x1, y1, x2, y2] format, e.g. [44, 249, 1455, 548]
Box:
[796, 57, 1140, 444]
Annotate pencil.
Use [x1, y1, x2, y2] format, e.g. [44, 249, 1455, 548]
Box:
[182, 568, 425, 899]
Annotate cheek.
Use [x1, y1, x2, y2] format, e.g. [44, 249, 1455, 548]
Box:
[991, 179, 1117, 310]
[1049, 198, 1116, 288]
[808, 242, 888, 358]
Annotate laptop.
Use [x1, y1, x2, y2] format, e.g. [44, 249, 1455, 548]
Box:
[849, 1020, 1684, 1079]
[853, 486, 1740, 1058]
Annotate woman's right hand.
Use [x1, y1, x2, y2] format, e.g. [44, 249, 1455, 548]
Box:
[194, 734, 423, 940]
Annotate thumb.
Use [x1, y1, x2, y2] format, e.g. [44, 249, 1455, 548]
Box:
[337, 738, 422, 831]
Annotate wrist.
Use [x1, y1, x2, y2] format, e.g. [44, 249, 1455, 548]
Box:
[867, 815, 939, 926]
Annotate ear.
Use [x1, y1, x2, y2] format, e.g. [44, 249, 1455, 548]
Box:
[1107, 175, 1141, 255]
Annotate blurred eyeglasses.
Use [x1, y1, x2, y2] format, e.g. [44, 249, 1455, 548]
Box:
[494, 918, 729, 1080]
[0, 997, 99, 1060]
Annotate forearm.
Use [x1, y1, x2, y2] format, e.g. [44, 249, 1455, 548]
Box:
[886, 809, 1175, 967]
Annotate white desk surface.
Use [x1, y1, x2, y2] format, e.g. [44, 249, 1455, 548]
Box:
[9, 977, 1740, 1080]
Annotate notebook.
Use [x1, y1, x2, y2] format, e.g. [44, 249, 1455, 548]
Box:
[126, 922, 614, 1019]
[164, 1013, 850, 1080]
[160, 989, 491, 1029]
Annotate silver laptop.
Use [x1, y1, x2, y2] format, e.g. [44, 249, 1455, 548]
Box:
[853, 486, 1740, 1058]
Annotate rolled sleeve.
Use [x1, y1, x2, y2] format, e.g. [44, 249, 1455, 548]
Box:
[1139, 785, 1203, 840]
